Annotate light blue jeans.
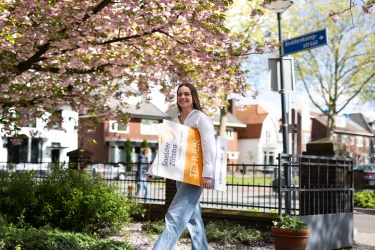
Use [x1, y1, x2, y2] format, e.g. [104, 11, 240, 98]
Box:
[136, 177, 149, 202]
[153, 181, 208, 250]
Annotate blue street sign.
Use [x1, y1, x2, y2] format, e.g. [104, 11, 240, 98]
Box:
[282, 29, 328, 56]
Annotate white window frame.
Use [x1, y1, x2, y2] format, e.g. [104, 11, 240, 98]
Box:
[350, 137, 354, 146]
[342, 135, 348, 145]
[225, 128, 234, 140]
[356, 136, 363, 147]
[214, 127, 234, 140]
[365, 138, 369, 147]
[140, 119, 158, 135]
[263, 151, 275, 165]
[109, 120, 129, 133]
[332, 134, 337, 141]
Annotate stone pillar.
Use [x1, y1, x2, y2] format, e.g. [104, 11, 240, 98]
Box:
[300, 138, 352, 215]
[67, 148, 93, 171]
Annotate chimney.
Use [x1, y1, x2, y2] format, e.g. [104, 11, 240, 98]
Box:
[228, 99, 236, 116]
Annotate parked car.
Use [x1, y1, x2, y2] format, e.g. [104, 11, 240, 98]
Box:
[354, 164, 375, 186]
[91, 163, 127, 180]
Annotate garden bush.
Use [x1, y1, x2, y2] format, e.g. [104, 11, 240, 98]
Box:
[354, 190, 375, 209]
[141, 219, 272, 246]
[0, 222, 133, 250]
[141, 220, 189, 238]
[205, 220, 272, 246]
[0, 171, 38, 226]
[0, 167, 143, 235]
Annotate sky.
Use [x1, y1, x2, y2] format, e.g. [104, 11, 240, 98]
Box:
[237, 70, 375, 122]
[150, 70, 375, 123]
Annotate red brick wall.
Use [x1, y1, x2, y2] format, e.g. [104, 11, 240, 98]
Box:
[79, 120, 108, 163]
[104, 118, 159, 143]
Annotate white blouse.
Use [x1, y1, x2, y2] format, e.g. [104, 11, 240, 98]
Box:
[173, 109, 215, 178]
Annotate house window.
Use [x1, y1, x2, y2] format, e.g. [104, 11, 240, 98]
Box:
[110, 146, 116, 162]
[350, 137, 354, 146]
[266, 131, 270, 143]
[365, 138, 369, 147]
[225, 128, 234, 140]
[214, 127, 234, 140]
[24, 114, 36, 128]
[109, 121, 129, 133]
[52, 110, 63, 129]
[118, 146, 125, 162]
[342, 135, 348, 145]
[7, 138, 40, 163]
[109, 145, 127, 163]
[263, 151, 274, 164]
[356, 136, 363, 147]
[141, 119, 158, 135]
[268, 152, 274, 165]
[332, 134, 337, 141]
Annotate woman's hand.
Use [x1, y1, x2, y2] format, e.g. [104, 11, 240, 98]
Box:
[201, 177, 212, 189]
[146, 174, 153, 181]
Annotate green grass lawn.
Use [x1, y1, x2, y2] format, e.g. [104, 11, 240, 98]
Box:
[226, 176, 274, 185]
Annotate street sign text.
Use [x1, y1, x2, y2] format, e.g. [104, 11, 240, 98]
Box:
[282, 29, 328, 56]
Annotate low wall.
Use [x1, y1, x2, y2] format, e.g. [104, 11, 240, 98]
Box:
[133, 204, 277, 231]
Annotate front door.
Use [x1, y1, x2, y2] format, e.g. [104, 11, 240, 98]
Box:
[51, 149, 60, 163]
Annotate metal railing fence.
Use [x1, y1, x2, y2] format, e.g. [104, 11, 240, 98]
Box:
[277, 153, 354, 216]
[0, 161, 281, 211]
[1, 156, 354, 214]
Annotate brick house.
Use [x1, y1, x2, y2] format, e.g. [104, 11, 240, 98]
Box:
[79, 92, 170, 163]
[234, 104, 283, 165]
[290, 109, 374, 165]
[349, 113, 375, 163]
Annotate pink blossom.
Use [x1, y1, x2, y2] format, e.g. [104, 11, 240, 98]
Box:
[362, 3, 374, 14]
[0, 0, 250, 135]
[330, 14, 340, 23]
[250, 9, 259, 17]
[255, 46, 265, 54]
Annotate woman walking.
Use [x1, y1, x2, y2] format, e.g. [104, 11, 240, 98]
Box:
[148, 83, 216, 250]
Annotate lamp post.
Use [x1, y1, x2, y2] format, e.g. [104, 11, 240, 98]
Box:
[264, 0, 293, 215]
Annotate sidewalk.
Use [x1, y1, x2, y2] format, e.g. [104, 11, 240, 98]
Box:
[354, 208, 375, 249]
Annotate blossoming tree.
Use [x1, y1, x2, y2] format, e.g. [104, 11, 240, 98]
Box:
[1, 0, 267, 139]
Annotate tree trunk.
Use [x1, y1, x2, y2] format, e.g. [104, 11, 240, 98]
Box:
[326, 111, 337, 139]
[219, 105, 228, 137]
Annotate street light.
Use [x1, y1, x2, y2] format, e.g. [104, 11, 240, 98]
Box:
[264, 0, 293, 155]
[264, 0, 293, 215]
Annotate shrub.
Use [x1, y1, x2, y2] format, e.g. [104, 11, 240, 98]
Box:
[141, 220, 189, 238]
[0, 167, 143, 235]
[141, 139, 149, 148]
[125, 139, 133, 171]
[354, 190, 375, 209]
[0, 171, 38, 225]
[141, 219, 272, 246]
[32, 167, 141, 234]
[0, 223, 133, 250]
[205, 220, 272, 245]
[141, 220, 165, 235]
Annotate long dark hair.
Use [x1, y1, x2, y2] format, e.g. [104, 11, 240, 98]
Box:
[176, 83, 203, 113]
